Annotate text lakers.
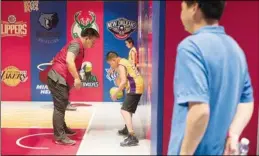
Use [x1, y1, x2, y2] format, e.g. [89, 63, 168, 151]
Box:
[1, 66, 28, 87]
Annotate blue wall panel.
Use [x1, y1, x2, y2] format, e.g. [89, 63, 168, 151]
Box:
[30, 1, 67, 101]
[103, 2, 138, 102]
[151, 1, 165, 155]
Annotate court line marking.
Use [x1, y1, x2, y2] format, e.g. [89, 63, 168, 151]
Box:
[85, 107, 96, 134]
[76, 106, 97, 155]
[16, 133, 53, 150]
[15, 106, 96, 150]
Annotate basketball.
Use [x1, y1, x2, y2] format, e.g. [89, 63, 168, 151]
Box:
[110, 87, 124, 99]
[82, 61, 92, 72]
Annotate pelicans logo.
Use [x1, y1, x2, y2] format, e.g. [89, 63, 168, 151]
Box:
[106, 17, 137, 40]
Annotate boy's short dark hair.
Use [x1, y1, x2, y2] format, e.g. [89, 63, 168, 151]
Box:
[125, 37, 134, 45]
[81, 27, 100, 38]
[183, 0, 226, 20]
[106, 51, 119, 61]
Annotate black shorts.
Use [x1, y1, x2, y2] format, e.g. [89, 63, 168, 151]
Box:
[121, 93, 142, 114]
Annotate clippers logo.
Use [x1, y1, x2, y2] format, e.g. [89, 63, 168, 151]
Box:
[36, 12, 61, 44]
[107, 18, 137, 40]
[1, 15, 27, 38]
[71, 11, 99, 39]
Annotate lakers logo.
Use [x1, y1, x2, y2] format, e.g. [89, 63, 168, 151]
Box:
[1, 66, 28, 87]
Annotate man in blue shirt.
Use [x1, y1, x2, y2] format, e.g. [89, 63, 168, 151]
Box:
[168, 1, 254, 155]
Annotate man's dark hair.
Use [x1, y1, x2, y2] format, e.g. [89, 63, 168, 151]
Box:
[81, 27, 100, 38]
[106, 51, 119, 61]
[125, 37, 134, 45]
[183, 0, 226, 20]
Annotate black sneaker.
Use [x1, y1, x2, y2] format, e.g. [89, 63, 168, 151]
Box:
[55, 137, 76, 146]
[118, 125, 129, 136]
[120, 135, 139, 147]
[66, 103, 77, 111]
[65, 127, 77, 136]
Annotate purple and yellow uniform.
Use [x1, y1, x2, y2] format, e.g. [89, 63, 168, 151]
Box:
[119, 58, 143, 94]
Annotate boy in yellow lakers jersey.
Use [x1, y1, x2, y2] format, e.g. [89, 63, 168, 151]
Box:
[106, 51, 144, 147]
[125, 37, 139, 68]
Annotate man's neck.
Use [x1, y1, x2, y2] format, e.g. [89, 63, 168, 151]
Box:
[192, 20, 219, 34]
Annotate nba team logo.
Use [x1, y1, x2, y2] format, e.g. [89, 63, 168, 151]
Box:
[80, 62, 99, 88]
[36, 12, 61, 44]
[1, 66, 28, 87]
[1, 15, 27, 38]
[24, 0, 39, 13]
[105, 68, 119, 86]
[82, 75, 99, 88]
[106, 17, 137, 40]
[71, 11, 99, 39]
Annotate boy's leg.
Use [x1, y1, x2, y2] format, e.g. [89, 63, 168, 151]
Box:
[120, 93, 142, 147]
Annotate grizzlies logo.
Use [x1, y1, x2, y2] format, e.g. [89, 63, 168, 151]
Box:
[38, 12, 59, 30]
[36, 12, 61, 44]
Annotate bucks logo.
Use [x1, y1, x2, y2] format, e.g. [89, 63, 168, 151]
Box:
[71, 11, 99, 39]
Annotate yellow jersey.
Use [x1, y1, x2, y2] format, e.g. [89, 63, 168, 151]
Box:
[128, 47, 138, 66]
[119, 58, 144, 94]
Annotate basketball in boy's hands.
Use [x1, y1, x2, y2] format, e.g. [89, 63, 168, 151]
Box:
[110, 87, 124, 100]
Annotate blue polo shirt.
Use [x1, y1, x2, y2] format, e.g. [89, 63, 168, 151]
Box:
[168, 26, 254, 155]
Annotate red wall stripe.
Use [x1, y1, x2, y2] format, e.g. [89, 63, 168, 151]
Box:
[1, 2, 31, 101]
[66, 1, 104, 101]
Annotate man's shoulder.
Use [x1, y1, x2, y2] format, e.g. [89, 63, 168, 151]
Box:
[177, 36, 200, 55]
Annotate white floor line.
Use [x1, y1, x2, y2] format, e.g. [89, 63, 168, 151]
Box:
[85, 107, 97, 134]
[76, 106, 97, 155]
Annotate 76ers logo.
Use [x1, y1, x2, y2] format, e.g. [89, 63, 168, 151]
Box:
[106, 18, 137, 40]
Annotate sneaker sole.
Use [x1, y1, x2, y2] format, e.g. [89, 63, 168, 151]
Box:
[120, 142, 139, 147]
[118, 133, 128, 136]
[66, 108, 77, 111]
[66, 133, 77, 136]
[55, 141, 76, 146]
